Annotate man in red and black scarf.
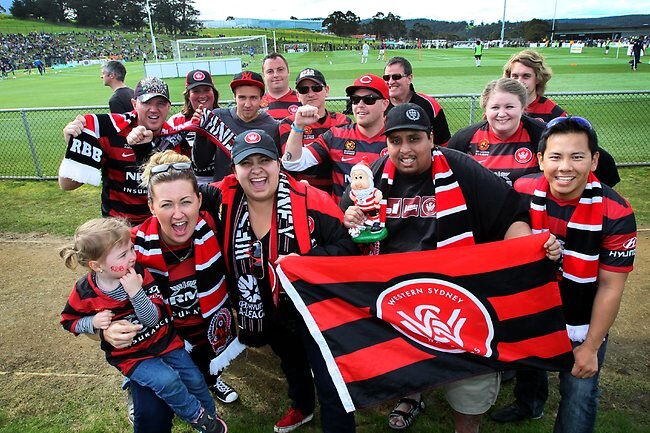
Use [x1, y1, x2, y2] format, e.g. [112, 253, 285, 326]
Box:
[58, 76, 189, 225]
[493, 117, 636, 433]
[340, 103, 552, 433]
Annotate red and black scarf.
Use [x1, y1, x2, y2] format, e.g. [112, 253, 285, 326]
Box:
[59, 111, 233, 187]
[530, 172, 602, 340]
[220, 172, 312, 346]
[134, 213, 245, 373]
[375, 149, 476, 254]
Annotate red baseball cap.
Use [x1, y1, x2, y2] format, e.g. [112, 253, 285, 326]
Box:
[230, 70, 265, 93]
[345, 74, 389, 99]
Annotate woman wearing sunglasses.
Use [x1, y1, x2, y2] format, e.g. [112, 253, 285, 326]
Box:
[102, 151, 242, 433]
[448, 78, 619, 188]
[199, 129, 359, 433]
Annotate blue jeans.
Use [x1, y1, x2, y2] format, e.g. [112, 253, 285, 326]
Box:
[554, 337, 608, 433]
[129, 348, 215, 424]
[513, 369, 548, 417]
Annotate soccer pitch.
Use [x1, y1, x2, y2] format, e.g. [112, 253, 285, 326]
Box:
[0, 46, 647, 109]
[0, 46, 648, 179]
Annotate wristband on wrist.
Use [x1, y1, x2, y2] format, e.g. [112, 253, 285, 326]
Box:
[291, 123, 304, 133]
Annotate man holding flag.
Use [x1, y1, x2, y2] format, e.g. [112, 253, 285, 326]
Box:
[277, 103, 567, 433]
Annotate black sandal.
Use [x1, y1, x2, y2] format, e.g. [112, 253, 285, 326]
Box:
[388, 397, 425, 430]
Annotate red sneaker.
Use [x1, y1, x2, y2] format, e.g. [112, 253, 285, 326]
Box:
[273, 407, 314, 433]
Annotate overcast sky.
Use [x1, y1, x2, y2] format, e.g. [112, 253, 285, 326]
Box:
[196, 0, 650, 23]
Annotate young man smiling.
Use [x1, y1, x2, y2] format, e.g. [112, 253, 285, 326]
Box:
[282, 74, 389, 203]
[261, 53, 301, 119]
[496, 117, 637, 433]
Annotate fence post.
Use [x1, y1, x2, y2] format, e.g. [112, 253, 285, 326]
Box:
[20, 110, 44, 179]
[469, 95, 476, 125]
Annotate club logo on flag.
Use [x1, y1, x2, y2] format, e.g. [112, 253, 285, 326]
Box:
[377, 278, 494, 356]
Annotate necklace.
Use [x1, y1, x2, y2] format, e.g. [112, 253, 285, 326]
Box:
[161, 239, 194, 263]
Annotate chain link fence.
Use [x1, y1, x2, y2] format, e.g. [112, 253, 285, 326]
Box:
[1, 91, 648, 180]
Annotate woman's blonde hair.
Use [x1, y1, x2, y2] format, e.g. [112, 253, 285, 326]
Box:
[480, 78, 528, 111]
[59, 217, 131, 270]
[140, 150, 198, 199]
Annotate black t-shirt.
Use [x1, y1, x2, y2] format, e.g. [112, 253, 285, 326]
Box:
[109, 87, 135, 114]
[340, 148, 530, 253]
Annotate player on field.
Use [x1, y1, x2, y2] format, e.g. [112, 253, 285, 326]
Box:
[260, 52, 301, 120]
[473, 40, 483, 67]
[384, 56, 451, 146]
[278, 68, 351, 194]
[282, 74, 390, 204]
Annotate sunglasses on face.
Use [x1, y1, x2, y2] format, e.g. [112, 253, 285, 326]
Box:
[349, 94, 383, 105]
[382, 73, 406, 81]
[249, 240, 264, 280]
[150, 162, 192, 175]
[546, 116, 593, 130]
[296, 84, 324, 94]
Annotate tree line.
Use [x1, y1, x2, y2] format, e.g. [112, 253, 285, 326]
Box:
[9, 0, 201, 34]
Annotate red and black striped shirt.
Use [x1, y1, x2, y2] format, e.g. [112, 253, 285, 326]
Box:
[305, 123, 388, 203]
[261, 89, 301, 120]
[279, 111, 351, 193]
[526, 96, 567, 123]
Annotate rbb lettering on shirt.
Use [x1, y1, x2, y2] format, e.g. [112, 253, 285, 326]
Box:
[70, 138, 102, 162]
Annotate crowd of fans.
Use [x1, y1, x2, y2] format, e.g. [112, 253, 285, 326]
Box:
[0, 30, 174, 70]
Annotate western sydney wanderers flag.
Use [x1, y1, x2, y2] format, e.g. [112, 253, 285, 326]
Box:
[277, 233, 573, 412]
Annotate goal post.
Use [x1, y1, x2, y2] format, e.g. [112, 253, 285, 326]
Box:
[174, 35, 268, 62]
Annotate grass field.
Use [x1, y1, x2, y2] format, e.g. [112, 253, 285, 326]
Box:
[0, 24, 649, 433]
[0, 45, 649, 179]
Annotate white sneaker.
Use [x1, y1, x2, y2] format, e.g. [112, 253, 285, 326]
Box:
[211, 378, 239, 404]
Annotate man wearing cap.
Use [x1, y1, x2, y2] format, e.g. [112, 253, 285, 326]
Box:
[261, 53, 301, 120]
[194, 70, 280, 182]
[59, 76, 189, 225]
[200, 129, 358, 433]
[282, 73, 390, 203]
[340, 103, 537, 433]
[384, 56, 451, 146]
[278, 68, 350, 194]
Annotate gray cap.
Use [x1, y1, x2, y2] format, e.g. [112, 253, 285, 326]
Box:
[231, 129, 279, 164]
[384, 103, 431, 135]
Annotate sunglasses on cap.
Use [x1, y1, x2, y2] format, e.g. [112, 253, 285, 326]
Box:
[151, 162, 192, 175]
[546, 116, 593, 130]
[296, 84, 324, 94]
[349, 94, 383, 105]
[249, 240, 264, 280]
[382, 73, 407, 81]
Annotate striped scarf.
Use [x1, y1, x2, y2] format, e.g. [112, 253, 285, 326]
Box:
[376, 150, 476, 254]
[229, 172, 297, 346]
[530, 172, 602, 341]
[135, 213, 245, 373]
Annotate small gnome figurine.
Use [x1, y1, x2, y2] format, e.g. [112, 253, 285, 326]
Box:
[348, 158, 388, 243]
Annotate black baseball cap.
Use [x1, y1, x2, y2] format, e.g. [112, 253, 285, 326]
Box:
[230, 71, 265, 93]
[134, 77, 170, 103]
[296, 68, 326, 86]
[231, 129, 279, 164]
[185, 69, 216, 91]
[384, 103, 432, 135]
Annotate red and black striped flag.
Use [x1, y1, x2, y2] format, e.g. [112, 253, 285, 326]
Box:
[277, 233, 573, 412]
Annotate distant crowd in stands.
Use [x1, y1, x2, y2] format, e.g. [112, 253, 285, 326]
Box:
[0, 30, 174, 70]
